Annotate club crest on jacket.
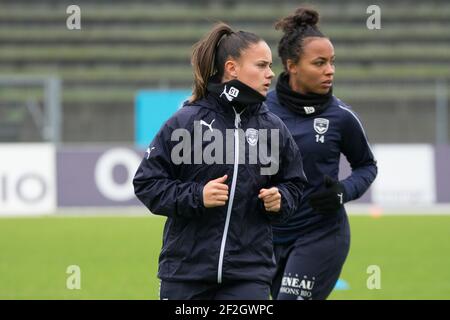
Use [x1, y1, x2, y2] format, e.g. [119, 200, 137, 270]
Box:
[246, 128, 259, 146]
[313, 118, 329, 134]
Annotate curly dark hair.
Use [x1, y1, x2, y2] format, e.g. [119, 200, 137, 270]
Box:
[275, 7, 327, 70]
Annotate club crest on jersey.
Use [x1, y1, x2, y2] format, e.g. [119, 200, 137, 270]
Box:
[246, 128, 258, 146]
[313, 118, 329, 134]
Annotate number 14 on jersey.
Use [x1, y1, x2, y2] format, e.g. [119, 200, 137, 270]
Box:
[315, 134, 325, 143]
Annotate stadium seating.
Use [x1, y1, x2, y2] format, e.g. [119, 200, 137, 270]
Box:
[1, 0, 449, 142]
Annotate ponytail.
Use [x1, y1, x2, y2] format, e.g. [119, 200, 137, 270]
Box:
[190, 23, 233, 102]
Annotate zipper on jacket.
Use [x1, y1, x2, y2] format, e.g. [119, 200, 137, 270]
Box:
[217, 107, 244, 284]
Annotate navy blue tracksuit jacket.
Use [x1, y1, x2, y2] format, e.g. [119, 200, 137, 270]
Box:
[266, 91, 377, 244]
[133, 93, 307, 285]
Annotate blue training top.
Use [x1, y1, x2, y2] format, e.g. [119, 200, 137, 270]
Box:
[266, 90, 377, 244]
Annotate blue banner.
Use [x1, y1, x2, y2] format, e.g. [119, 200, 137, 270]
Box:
[135, 90, 190, 148]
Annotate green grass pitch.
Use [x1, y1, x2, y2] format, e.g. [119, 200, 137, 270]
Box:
[0, 214, 449, 299]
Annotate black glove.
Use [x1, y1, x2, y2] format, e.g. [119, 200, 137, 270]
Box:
[308, 175, 346, 214]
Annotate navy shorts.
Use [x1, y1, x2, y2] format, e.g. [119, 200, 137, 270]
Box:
[160, 280, 270, 300]
[271, 214, 350, 300]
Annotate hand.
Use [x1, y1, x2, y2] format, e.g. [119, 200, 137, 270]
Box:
[308, 175, 345, 213]
[203, 175, 229, 208]
[258, 187, 281, 212]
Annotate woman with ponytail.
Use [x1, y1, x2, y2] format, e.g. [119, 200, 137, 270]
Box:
[133, 23, 307, 300]
[267, 7, 378, 300]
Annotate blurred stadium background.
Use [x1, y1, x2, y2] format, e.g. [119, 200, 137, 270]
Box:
[0, 0, 449, 299]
